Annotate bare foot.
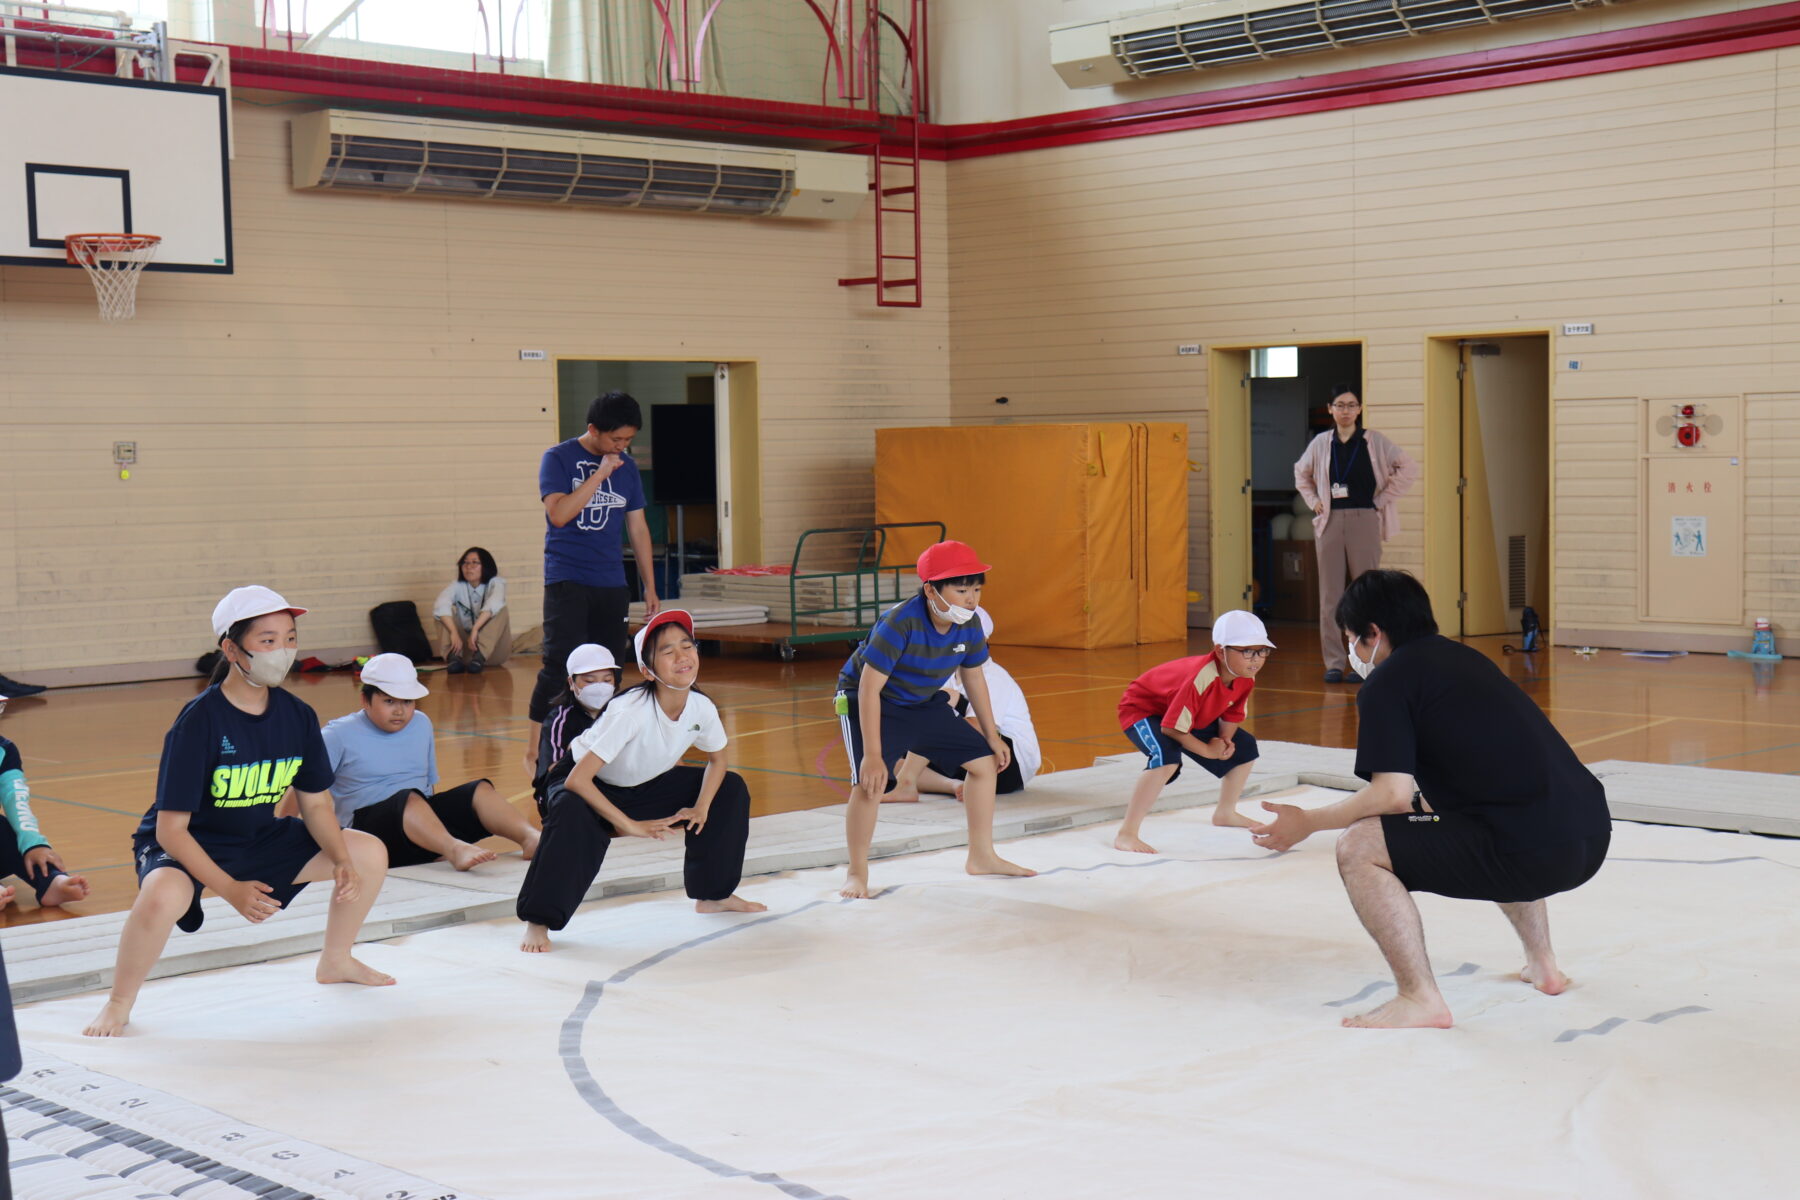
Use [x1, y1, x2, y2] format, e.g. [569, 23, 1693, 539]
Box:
[1212, 803, 1257, 828]
[0, 884, 14, 906]
[953, 782, 965, 803]
[840, 873, 874, 899]
[518, 828, 541, 861]
[520, 923, 552, 953]
[82, 998, 132, 1038]
[1114, 832, 1157, 854]
[966, 852, 1036, 878]
[696, 895, 768, 914]
[315, 956, 396, 987]
[1341, 993, 1453, 1029]
[1521, 962, 1570, 995]
[445, 841, 497, 871]
[41, 874, 91, 907]
[881, 785, 920, 804]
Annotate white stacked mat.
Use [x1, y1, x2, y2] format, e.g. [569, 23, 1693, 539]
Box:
[678, 570, 906, 624]
[628, 597, 768, 628]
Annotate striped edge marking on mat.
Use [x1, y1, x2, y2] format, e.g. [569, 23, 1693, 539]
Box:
[2, 1047, 479, 1200]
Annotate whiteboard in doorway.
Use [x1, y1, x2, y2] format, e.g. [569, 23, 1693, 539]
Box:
[1250, 377, 1309, 490]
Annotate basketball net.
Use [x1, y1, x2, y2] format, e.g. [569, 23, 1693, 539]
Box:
[65, 233, 161, 322]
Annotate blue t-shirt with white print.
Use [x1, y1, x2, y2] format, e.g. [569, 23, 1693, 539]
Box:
[133, 685, 334, 852]
[540, 437, 647, 587]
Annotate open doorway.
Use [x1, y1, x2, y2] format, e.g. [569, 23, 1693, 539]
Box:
[554, 359, 761, 599]
[1209, 341, 1363, 633]
[1424, 335, 1551, 637]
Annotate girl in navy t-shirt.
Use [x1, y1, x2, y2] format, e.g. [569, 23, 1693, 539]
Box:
[84, 587, 396, 1038]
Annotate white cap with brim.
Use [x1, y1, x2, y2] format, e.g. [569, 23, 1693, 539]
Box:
[566, 643, 619, 677]
[359, 652, 429, 700]
[212, 585, 307, 641]
[1211, 609, 1276, 649]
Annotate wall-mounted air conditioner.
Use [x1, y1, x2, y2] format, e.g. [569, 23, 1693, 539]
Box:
[290, 110, 868, 220]
[1052, 0, 1626, 88]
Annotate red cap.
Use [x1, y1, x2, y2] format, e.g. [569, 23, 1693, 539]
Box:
[917, 540, 991, 583]
[633, 608, 695, 669]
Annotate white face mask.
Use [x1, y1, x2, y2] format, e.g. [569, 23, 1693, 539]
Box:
[1346, 632, 1380, 680]
[576, 681, 615, 711]
[928, 590, 977, 625]
[236, 646, 296, 688]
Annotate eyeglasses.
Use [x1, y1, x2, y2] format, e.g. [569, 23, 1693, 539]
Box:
[1227, 646, 1273, 660]
[1329, 401, 1361, 410]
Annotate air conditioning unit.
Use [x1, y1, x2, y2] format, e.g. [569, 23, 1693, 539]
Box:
[290, 110, 868, 220]
[1052, 0, 1625, 88]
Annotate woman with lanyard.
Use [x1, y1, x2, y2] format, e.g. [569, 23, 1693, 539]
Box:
[84, 587, 394, 1038]
[515, 609, 764, 953]
[433, 546, 511, 674]
[1294, 386, 1419, 683]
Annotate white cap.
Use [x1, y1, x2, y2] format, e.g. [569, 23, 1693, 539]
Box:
[976, 606, 995, 639]
[212, 585, 307, 640]
[566, 643, 618, 677]
[1211, 610, 1275, 649]
[359, 652, 429, 700]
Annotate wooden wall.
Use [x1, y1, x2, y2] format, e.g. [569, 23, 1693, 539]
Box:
[946, 48, 1800, 651]
[0, 103, 948, 680]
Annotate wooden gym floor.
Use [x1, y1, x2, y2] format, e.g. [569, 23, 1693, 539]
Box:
[2, 621, 1793, 927]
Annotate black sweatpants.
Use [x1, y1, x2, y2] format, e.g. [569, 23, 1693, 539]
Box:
[516, 766, 751, 931]
[529, 580, 631, 723]
[0, 821, 65, 903]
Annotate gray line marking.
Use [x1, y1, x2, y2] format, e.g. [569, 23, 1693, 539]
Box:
[1612, 855, 1800, 871]
[560, 852, 1276, 1198]
[1641, 1005, 1711, 1025]
[1324, 962, 1480, 1006]
[1556, 1017, 1629, 1043]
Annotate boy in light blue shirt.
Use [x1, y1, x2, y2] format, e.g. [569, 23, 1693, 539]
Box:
[320, 655, 539, 870]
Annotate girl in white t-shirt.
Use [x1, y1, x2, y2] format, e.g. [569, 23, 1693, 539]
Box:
[516, 609, 765, 952]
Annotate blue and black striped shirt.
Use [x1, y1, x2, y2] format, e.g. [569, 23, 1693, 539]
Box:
[838, 593, 990, 707]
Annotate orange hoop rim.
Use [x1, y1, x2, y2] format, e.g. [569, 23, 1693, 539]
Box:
[65, 233, 162, 265]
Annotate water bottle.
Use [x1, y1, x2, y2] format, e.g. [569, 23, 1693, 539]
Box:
[1751, 618, 1775, 657]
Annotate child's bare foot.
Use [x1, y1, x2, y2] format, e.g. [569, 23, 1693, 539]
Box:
[0, 883, 16, 907]
[1212, 803, 1257, 828]
[445, 841, 497, 871]
[966, 852, 1036, 878]
[520, 923, 552, 953]
[840, 873, 874, 899]
[1521, 961, 1570, 995]
[1341, 993, 1453, 1029]
[518, 828, 541, 861]
[41, 874, 91, 907]
[881, 784, 920, 803]
[696, 895, 768, 914]
[953, 782, 965, 803]
[82, 998, 132, 1038]
[1114, 832, 1157, 854]
[315, 956, 396, 987]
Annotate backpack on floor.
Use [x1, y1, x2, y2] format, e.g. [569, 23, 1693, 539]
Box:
[369, 600, 434, 664]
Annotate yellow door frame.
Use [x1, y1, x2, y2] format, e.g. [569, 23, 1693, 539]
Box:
[1207, 338, 1364, 622]
[1422, 330, 1555, 638]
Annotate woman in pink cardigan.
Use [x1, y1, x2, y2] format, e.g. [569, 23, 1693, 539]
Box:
[1293, 387, 1420, 682]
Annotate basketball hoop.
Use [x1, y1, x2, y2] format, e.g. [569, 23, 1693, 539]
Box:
[65, 233, 161, 321]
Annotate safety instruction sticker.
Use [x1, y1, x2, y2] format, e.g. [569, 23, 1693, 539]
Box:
[1671, 516, 1708, 557]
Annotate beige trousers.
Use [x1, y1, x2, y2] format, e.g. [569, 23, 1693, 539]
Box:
[1315, 508, 1383, 671]
[442, 607, 512, 668]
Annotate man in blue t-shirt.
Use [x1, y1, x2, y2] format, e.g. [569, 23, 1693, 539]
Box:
[526, 391, 661, 779]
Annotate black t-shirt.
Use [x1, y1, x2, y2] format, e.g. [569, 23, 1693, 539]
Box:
[1329, 430, 1378, 509]
[1353, 635, 1609, 847]
[534, 699, 599, 803]
[134, 685, 334, 851]
[0, 735, 19, 777]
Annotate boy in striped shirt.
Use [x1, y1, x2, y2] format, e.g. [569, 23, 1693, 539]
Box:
[1114, 610, 1275, 853]
[836, 541, 1036, 898]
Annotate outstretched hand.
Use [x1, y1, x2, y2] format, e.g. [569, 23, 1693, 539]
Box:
[1248, 802, 1312, 852]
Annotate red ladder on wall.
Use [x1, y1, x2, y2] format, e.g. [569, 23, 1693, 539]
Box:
[838, 0, 926, 308]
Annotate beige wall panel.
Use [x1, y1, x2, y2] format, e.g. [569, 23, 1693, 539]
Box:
[949, 50, 1799, 640]
[0, 108, 949, 676]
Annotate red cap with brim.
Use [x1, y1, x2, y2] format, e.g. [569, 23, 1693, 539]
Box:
[917, 540, 991, 583]
[633, 608, 696, 669]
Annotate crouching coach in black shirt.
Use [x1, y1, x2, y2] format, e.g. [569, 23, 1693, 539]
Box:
[1250, 569, 1611, 1029]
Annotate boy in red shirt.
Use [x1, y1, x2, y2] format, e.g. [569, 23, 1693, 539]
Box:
[1114, 610, 1274, 853]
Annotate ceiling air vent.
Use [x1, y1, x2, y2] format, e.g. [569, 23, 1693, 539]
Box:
[1052, 0, 1629, 87]
[291, 111, 868, 220]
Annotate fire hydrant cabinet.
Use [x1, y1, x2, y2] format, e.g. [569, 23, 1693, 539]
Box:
[1641, 397, 1743, 625]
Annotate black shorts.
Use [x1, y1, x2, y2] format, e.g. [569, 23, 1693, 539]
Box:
[349, 779, 490, 868]
[837, 690, 993, 787]
[927, 735, 1025, 794]
[1123, 718, 1258, 783]
[132, 817, 321, 934]
[1381, 812, 1610, 903]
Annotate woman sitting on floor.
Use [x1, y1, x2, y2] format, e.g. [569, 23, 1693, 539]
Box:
[434, 546, 511, 675]
[515, 609, 765, 953]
